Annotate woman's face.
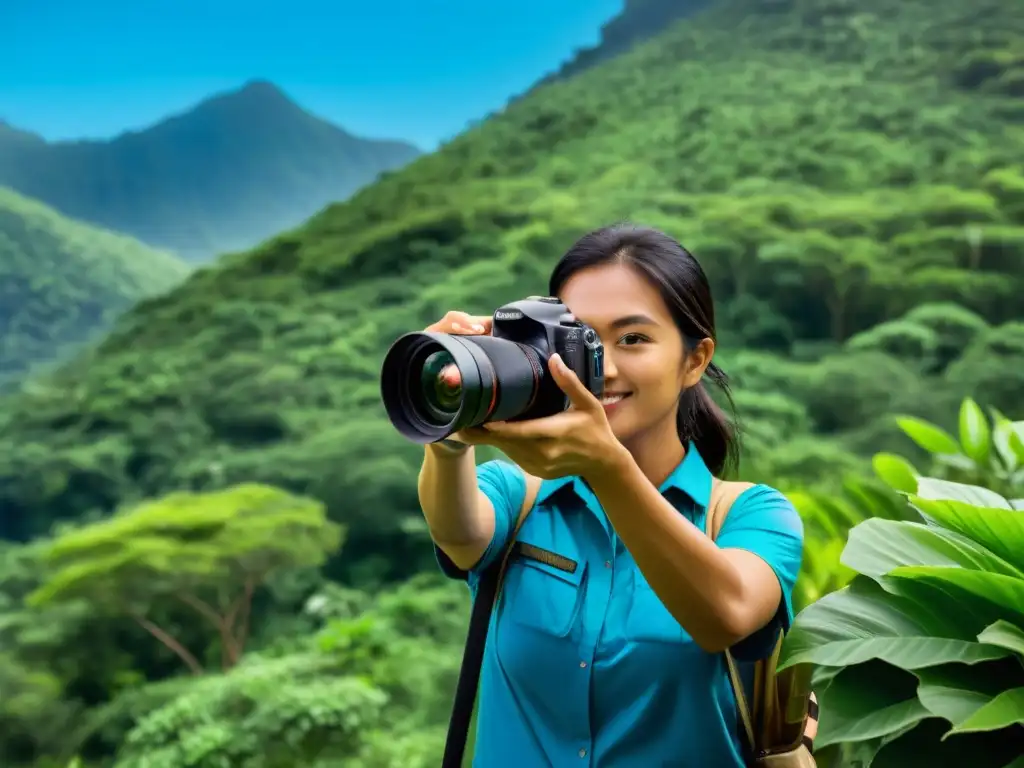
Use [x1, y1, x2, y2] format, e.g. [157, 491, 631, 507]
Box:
[558, 262, 712, 446]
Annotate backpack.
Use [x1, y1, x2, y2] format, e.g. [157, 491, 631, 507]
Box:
[440, 474, 819, 768]
[708, 479, 819, 768]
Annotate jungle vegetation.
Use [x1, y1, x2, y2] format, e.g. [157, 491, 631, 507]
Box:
[0, 0, 1022, 764]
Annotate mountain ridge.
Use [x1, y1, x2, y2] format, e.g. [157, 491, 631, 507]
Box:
[0, 185, 189, 393]
[0, 81, 422, 262]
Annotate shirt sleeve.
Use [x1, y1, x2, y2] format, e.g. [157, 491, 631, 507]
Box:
[714, 484, 804, 662]
[433, 459, 526, 589]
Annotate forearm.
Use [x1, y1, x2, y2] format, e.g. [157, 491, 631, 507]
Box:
[586, 451, 748, 652]
[418, 444, 490, 546]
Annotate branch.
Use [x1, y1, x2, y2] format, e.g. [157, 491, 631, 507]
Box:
[176, 592, 241, 671]
[131, 613, 204, 676]
[176, 592, 223, 628]
[228, 576, 258, 667]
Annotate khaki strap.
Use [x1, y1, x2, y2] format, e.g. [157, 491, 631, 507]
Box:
[492, 472, 542, 607]
[707, 478, 758, 756]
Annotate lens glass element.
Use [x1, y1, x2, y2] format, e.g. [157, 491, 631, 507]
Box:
[420, 351, 462, 415]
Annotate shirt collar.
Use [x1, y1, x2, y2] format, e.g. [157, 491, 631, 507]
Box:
[534, 440, 713, 510]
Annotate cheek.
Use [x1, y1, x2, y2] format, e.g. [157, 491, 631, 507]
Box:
[628, 357, 682, 404]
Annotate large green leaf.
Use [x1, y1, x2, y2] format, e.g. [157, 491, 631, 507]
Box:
[913, 479, 1013, 510]
[889, 567, 1024, 623]
[910, 497, 1024, 572]
[977, 620, 1024, 658]
[959, 398, 992, 466]
[841, 518, 1024, 581]
[871, 717, 1024, 768]
[947, 688, 1024, 736]
[814, 662, 930, 749]
[780, 578, 1011, 672]
[916, 663, 1010, 728]
[897, 417, 962, 456]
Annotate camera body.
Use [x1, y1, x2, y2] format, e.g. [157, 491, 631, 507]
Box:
[490, 296, 605, 418]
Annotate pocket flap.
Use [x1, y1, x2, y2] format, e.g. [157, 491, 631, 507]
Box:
[513, 540, 584, 585]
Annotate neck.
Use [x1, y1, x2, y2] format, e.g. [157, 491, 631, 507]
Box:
[620, 418, 686, 490]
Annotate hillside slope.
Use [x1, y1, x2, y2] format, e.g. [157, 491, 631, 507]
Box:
[0, 0, 1021, 563]
[0, 187, 189, 392]
[0, 82, 421, 262]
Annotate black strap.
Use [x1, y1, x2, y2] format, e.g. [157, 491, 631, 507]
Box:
[441, 552, 505, 768]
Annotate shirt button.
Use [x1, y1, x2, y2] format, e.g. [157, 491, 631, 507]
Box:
[604, 560, 612, 568]
[579, 748, 587, 758]
[579, 661, 587, 668]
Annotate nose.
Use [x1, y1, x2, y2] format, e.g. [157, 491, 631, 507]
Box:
[600, 345, 619, 383]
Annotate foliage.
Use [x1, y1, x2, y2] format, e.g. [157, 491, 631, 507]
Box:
[779, 400, 1024, 766]
[109, 574, 468, 768]
[0, 0, 1022, 766]
[0, 186, 188, 393]
[0, 0, 1021, 587]
[28, 484, 343, 674]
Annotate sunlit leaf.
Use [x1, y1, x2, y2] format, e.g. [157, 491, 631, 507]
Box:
[959, 398, 992, 466]
[910, 497, 1024, 572]
[897, 417, 962, 456]
[873, 453, 919, 493]
[888, 567, 1024, 623]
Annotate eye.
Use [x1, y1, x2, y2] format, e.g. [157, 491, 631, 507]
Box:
[618, 333, 650, 346]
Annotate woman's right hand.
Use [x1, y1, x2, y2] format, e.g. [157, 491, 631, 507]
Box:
[423, 310, 493, 336]
[422, 311, 493, 450]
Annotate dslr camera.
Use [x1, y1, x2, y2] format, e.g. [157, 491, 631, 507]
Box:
[380, 296, 605, 443]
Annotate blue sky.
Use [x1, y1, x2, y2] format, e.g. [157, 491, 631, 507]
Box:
[1, 0, 623, 150]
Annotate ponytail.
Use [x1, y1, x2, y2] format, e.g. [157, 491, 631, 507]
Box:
[676, 362, 739, 478]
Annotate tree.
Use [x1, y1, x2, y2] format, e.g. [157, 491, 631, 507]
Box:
[28, 483, 344, 675]
[758, 230, 894, 341]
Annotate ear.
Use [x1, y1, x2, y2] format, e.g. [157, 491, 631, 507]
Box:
[680, 337, 715, 389]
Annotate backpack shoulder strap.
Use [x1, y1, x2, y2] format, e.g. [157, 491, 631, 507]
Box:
[706, 478, 758, 759]
[492, 472, 542, 606]
[441, 467, 541, 768]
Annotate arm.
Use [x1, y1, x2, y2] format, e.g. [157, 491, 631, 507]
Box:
[418, 445, 528, 575]
[418, 443, 494, 571]
[588, 452, 803, 654]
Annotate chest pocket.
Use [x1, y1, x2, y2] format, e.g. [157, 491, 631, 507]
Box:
[501, 539, 587, 638]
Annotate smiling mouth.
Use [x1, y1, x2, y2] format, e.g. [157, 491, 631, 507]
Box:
[601, 393, 631, 406]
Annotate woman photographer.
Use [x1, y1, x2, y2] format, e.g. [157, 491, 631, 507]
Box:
[418, 224, 805, 767]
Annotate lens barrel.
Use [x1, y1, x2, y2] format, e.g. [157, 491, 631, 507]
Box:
[380, 332, 544, 443]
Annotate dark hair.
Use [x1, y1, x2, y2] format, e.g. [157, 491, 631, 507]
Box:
[548, 223, 739, 477]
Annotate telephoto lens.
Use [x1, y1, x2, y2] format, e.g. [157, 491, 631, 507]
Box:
[379, 331, 546, 444]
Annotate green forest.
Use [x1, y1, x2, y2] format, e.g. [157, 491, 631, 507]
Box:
[1, 0, 1023, 765]
[0, 187, 188, 393]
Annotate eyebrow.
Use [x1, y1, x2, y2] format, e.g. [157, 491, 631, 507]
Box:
[609, 313, 659, 330]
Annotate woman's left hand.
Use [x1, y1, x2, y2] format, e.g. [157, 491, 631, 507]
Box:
[458, 354, 628, 480]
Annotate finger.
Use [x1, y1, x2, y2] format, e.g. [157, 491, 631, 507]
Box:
[548, 354, 601, 412]
[484, 414, 575, 440]
[424, 311, 491, 335]
[452, 427, 492, 445]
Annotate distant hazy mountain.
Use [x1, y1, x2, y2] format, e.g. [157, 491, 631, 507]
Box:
[0, 81, 422, 262]
[0, 186, 189, 391]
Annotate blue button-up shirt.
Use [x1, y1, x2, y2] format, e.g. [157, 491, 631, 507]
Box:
[436, 444, 804, 767]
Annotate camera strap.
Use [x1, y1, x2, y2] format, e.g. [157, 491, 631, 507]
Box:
[441, 475, 538, 768]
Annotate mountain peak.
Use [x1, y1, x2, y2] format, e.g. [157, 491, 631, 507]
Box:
[194, 79, 301, 117]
